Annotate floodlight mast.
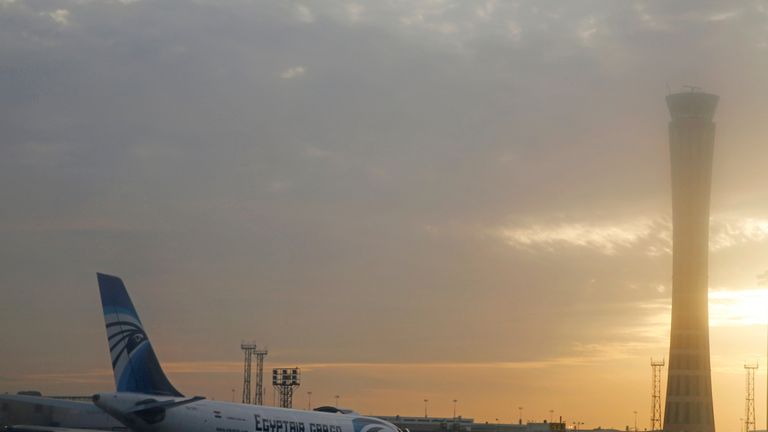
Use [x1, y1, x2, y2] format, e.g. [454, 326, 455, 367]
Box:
[651, 358, 665, 432]
[241, 343, 268, 405]
[744, 363, 758, 432]
[272, 367, 301, 409]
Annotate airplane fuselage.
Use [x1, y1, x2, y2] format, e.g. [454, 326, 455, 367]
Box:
[94, 393, 398, 432]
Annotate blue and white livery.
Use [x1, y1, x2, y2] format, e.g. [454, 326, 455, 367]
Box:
[98, 273, 182, 397]
[90, 273, 401, 432]
[3, 274, 401, 432]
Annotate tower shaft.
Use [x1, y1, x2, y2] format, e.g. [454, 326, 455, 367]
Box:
[663, 91, 719, 432]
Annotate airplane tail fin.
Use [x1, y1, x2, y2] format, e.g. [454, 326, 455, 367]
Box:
[97, 273, 183, 397]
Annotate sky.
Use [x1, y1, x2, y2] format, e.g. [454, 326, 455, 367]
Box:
[1, 1, 768, 431]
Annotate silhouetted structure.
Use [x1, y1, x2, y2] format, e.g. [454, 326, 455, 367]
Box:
[663, 89, 719, 432]
[254, 348, 268, 405]
[651, 358, 665, 431]
[241, 343, 268, 405]
[744, 363, 757, 432]
[241, 343, 257, 404]
[272, 368, 301, 409]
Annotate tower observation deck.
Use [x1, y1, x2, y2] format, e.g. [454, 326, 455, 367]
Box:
[663, 90, 719, 432]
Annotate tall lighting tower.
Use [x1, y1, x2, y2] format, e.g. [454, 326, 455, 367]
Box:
[651, 358, 665, 432]
[253, 348, 268, 405]
[272, 368, 301, 408]
[241, 343, 258, 404]
[663, 89, 719, 432]
[744, 363, 758, 432]
[241, 343, 268, 404]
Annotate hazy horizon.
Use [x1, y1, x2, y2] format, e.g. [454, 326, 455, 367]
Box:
[1, 1, 767, 431]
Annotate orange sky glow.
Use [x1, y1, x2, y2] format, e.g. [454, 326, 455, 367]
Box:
[2, 3, 768, 432]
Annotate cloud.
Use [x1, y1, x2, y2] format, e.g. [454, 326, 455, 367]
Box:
[157, 355, 646, 376]
[294, 4, 314, 23]
[757, 270, 768, 285]
[622, 300, 671, 341]
[506, 20, 522, 41]
[345, 3, 364, 23]
[475, 0, 496, 20]
[497, 216, 768, 256]
[708, 288, 768, 327]
[630, 287, 768, 333]
[45, 9, 70, 26]
[707, 10, 740, 22]
[709, 217, 768, 250]
[497, 217, 666, 256]
[578, 16, 599, 45]
[280, 66, 306, 79]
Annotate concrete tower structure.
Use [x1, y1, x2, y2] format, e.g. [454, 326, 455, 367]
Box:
[663, 90, 719, 432]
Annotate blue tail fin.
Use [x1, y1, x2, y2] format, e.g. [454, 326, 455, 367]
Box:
[97, 273, 183, 397]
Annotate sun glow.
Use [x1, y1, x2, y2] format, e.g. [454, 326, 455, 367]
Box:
[709, 288, 768, 327]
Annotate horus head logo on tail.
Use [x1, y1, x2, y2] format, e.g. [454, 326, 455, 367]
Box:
[107, 319, 148, 368]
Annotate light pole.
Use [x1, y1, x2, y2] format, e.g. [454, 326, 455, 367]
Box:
[518, 407, 523, 425]
[307, 392, 312, 410]
[453, 400, 458, 420]
[424, 399, 429, 418]
[231, 389, 235, 402]
[549, 410, 554, 423]
[334, 395, 340, 408]
[633, 411, 638, 432]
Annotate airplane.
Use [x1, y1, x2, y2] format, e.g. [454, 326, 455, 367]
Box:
[3, 273, 402, 432]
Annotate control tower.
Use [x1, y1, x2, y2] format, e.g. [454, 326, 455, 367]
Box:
[663, 89, 719, 432]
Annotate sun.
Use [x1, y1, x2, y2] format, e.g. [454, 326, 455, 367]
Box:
[709, 288, 768, 327]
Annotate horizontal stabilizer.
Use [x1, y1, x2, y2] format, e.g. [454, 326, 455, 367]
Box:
[126, 396, 205, 415]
